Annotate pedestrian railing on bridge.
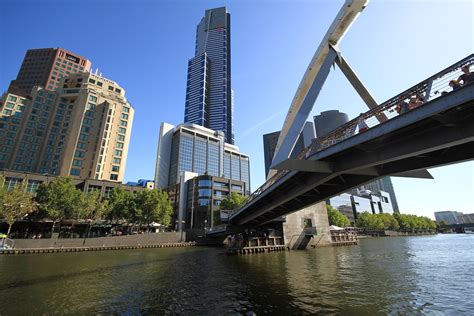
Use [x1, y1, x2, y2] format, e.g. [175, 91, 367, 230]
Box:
[234, 54, 473, 215]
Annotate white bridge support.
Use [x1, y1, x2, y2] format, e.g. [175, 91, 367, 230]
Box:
[270, 0, 371, 177]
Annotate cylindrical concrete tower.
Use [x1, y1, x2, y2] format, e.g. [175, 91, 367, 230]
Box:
[313, 110, 349, 138]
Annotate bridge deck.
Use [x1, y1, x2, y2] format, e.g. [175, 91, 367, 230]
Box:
[230, 55, 474, 226]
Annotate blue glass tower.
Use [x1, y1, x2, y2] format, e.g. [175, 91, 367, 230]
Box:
[184, 7, 234, 144]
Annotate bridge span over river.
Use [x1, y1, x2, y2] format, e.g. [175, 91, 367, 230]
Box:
[208, 0, 474, 238]
[206, 54, 474, 237]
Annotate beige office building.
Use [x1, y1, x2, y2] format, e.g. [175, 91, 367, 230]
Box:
[0, 72, 134, 182]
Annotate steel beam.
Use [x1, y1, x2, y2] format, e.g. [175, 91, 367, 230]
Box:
[270, 48, 338, 172]
[333, 46, 388, 122]
[392, 170, 434, 179]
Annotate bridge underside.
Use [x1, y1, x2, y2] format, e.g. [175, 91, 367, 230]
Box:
[231, 87, 474, 226]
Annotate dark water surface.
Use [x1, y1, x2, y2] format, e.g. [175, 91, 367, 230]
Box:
[1, 234, 473, 315]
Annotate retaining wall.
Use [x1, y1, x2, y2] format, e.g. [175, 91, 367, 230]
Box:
[11, 232, 184, 249]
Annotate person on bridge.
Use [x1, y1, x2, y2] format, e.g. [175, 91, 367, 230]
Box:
[458, 65, 473, 86]
[449, 79, 462, 91]
[408, 96, 420, 110]
[357, 114, 369, 133]
[395, 96, 409, 114]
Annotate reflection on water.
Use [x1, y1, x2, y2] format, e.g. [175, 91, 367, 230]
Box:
[0, 234, 473, 314]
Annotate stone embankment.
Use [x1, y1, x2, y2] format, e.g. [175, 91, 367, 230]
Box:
[1, 242, 195, 255]
[1, 232, 195, 255]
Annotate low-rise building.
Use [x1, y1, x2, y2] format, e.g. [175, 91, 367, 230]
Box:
[0, 170, 146, 198]
[164, 173, 247, 230]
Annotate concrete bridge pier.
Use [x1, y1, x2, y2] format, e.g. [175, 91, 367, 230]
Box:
[283, 201, 332, 250]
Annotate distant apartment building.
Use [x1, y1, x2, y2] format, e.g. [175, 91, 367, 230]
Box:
[0, 71, 134, 183]
[434, 211, 465, 225]
[263, 121, 315, 178]
[328, 189, 395, 225]
[155, 122, 250, 193]
[8, 48, 91, 97]
[184, 7, 234, 144]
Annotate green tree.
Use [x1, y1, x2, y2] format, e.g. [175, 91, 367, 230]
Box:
[35, 177, 82, 233]
[356, 212, 384, 230]
[106, 187, 132, 224]
[220, 192, 247, 210]
[78, 190, 110, 238]
[135, 189, 173, 228]
[377, 213, 400, 230]
[326, 205, 350, 227]
[0, 177, 37, 244]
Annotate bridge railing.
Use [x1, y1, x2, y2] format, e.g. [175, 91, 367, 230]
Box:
[306, 54, 474, 156]
[235, 54, 474, 214]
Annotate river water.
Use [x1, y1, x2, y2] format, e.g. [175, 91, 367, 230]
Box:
[0, 234, 473, 315]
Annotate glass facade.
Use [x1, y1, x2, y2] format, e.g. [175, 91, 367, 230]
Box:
[184, 7, 234, 144]
[231, 154, 240, 181]
[194, 136, 207, 175]
[223, 152, 231, 179]
[208, 140, 220, 176]
[178, 133, 194, 177]
[167, 126, 250, 191]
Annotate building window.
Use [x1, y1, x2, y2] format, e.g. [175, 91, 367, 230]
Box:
[112, 165, 120, 172]
[117, 135, 125, 141]
[72, 159, 83, 167]
[114, 150, 122, 156]
[79, 133, 88, 141]
[110, 174, 118, 180]
[198, 199, 210, 206]
[74, 150, 85, 158]
[113, 157, 121, 164]
[198, 180, 212, 187]
[122, 106, 129, 113]
[89, 95, 97, 102]
[108, 86, 114, 91]
[198, 189, 212, 197]
[120, 120, 127, 127]
[70, 168, 80, 176]
[118, 127, 126, 134]
[231, 184, 242, 190]
[121, 113, 128, 119]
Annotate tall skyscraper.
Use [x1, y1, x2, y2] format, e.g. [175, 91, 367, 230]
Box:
[8, 48, 92, 97]
[184, 7, 234, 144]
[0, 69, 134, 182]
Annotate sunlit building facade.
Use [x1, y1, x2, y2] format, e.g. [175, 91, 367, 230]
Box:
[0, 72, 134, 182]
[155, 123, 250, 194]
[184, 7, 234, 144]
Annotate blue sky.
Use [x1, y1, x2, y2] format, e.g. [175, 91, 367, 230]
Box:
[1, 0, 473, 218]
